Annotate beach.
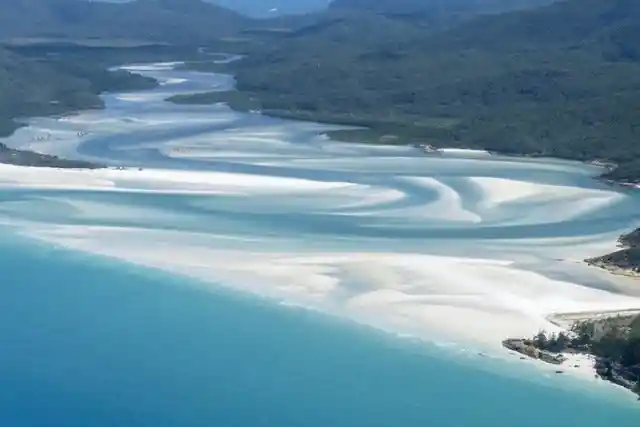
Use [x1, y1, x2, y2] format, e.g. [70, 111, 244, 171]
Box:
[0, 161, 638, 383]
[1, 62, 639, 397]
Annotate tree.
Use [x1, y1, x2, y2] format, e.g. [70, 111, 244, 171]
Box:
[533, 331, 548, 349]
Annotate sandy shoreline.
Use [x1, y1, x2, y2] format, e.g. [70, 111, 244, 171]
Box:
[1, 155, 639, 394]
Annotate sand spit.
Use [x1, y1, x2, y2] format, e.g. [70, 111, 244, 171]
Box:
[2, 163, 639, 340]
[0, 164, 353, 195]
[1, 158, 638, 392]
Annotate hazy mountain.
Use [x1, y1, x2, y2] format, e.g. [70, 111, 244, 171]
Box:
[0, 0, 247, 43]
[424, 0, 640, 54]
[329, 0, 557, 18]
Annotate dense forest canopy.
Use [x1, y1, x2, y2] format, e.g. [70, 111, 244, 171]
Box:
[206, 0, 640, 182]
[0, 46, 107, 136]
[422, 0, 640, 53]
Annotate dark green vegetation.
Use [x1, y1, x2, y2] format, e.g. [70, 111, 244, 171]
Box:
[0, 0, 247, 44]
[510, 315, 640, 396]
[0, 143, 102, 168]
[5, 0, 640, 179]
[571, 317, 640, 395]
[620, 228, 640, 248]
[0, 0, 251, 138]
[0, 0, 249, 167]
[180, 0, 640, 183]
[0, 44, 169, 137]
[0, 42, 170, 167]
[586, 228, 640, 276]
[0, 0, 254, 139]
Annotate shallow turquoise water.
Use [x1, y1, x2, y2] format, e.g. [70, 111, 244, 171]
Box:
[2, 61, 640, 426]
[1, 235, 638, 427]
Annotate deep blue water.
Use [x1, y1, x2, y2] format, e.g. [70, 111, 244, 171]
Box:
[1, 235, 639, 427]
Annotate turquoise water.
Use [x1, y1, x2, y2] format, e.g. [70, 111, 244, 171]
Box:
[0, 235, 639, 426]
[2, 61, 640, 425]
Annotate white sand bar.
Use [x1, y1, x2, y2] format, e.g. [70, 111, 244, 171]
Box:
[2, 164, 638, 362]
[2, 60, 639, 392]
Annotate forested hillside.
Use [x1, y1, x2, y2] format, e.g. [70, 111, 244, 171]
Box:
[0, 0, 247, 43]
[3, 0, 640, 181]
[201, 0, 640, 182]
[0, 0, 244, 139]
[0, 45, 161, 137]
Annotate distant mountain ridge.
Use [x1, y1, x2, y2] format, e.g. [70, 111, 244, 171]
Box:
[329, 0, 557, 16]
[0, 0, 247, 43]
[424, 0, 640, 54]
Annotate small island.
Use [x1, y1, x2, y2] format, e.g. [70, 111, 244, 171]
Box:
[504, 313, 640, 397]
[502, 228, 640, 399]
[504, 227, 640, 398]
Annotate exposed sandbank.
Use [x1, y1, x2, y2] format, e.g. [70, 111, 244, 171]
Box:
[2, 165, 639, 367]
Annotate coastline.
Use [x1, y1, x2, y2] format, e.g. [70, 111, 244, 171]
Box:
[2, 60, 640, 400]
[503, 309, 640, 398]
[166, 87, 640, 188]
[585, 227, 640, 279]
[1, 162, 639, 379]
[0, 142, 104, 169]
[4, 236, 640, 426]
[585, 261, 640, 279]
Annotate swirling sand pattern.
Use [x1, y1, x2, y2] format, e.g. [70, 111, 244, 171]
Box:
[1, 62, 639, 358]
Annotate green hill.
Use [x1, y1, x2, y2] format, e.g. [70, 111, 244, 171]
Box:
[0, 0, 247, 44]
[202, 0, 640, 182]
[0, 0, 246, 140]
[0, 45, 160, 137]
[423, 0, 640, 55]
